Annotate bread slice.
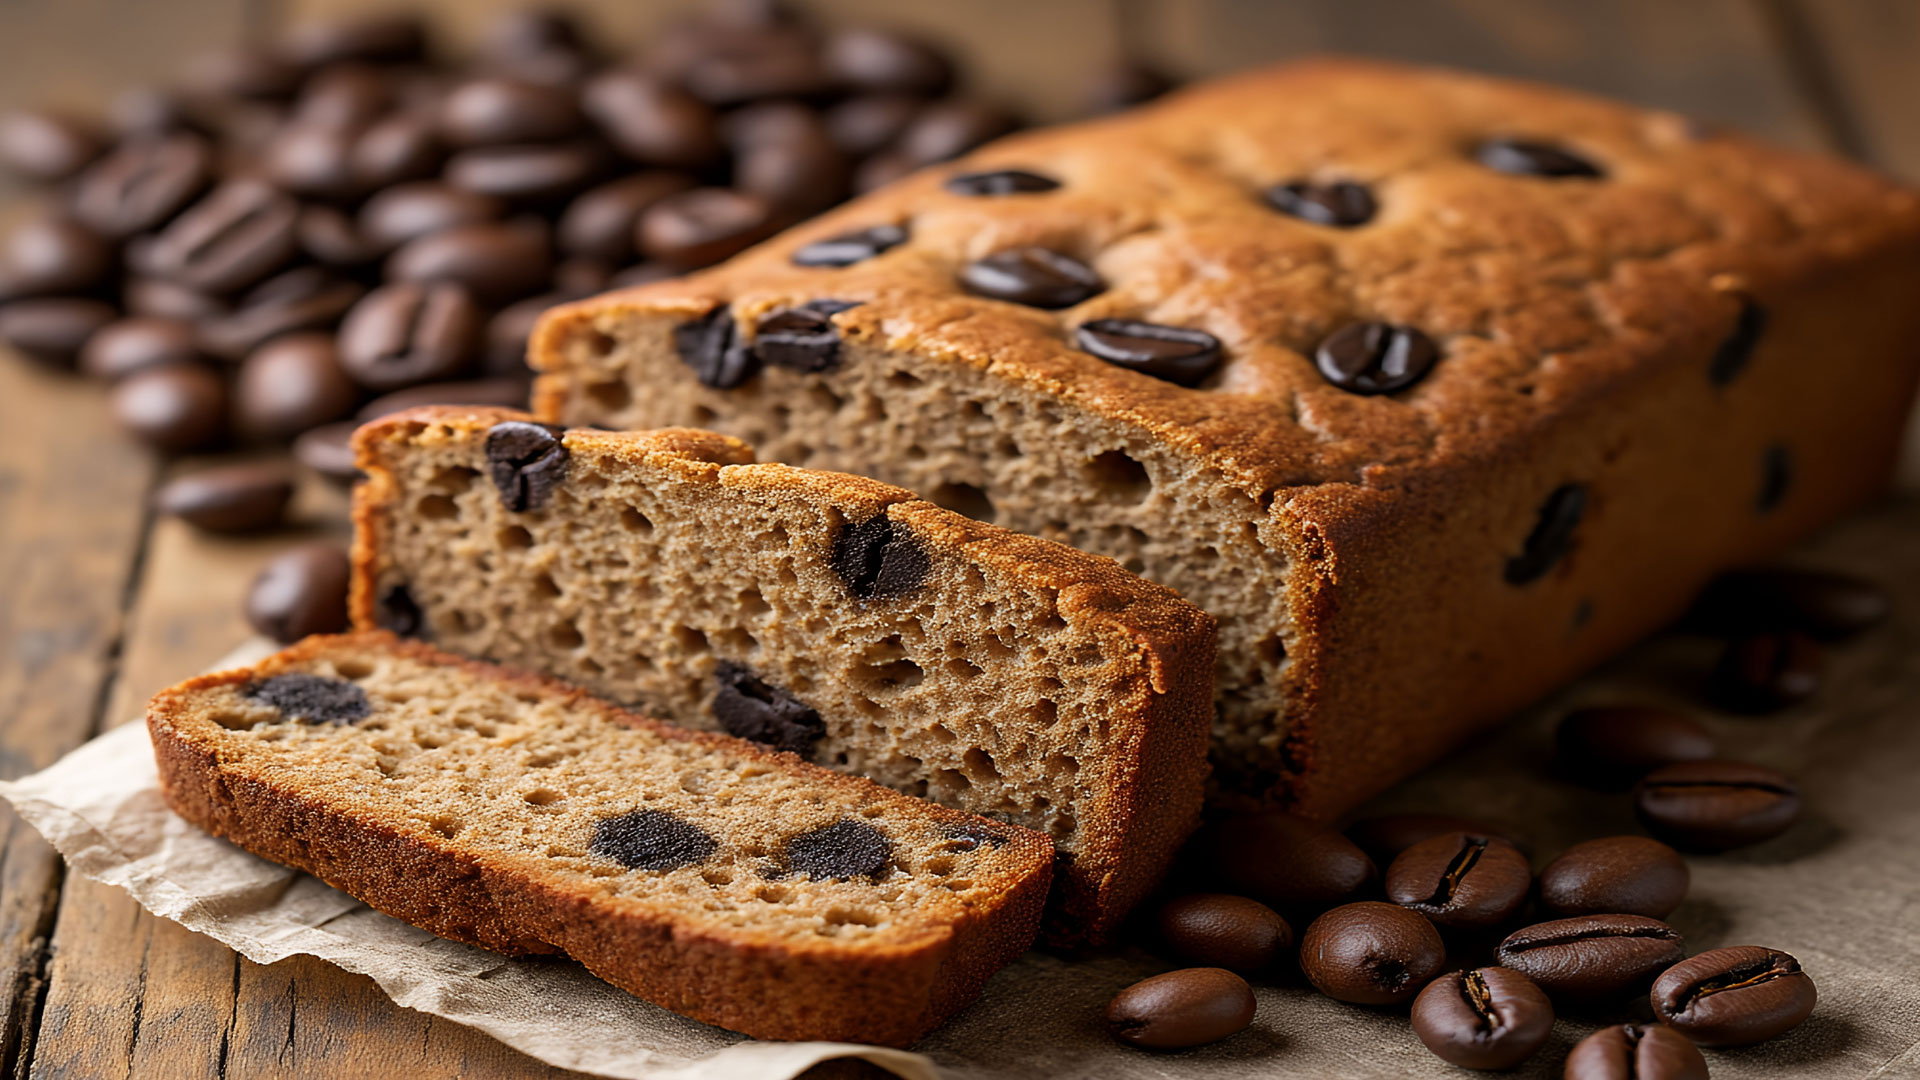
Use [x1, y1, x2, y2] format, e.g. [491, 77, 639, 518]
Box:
[147, 632, 1054, 1046]
[348, 406, 1214, 944]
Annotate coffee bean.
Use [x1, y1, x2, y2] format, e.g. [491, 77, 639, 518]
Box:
[853, 151, 919, 194]
[552, 256, 611, 295]
[1556, 706, 1717, 788]
[198, 266, 365, 362]
[1265, 180, 1377, 227]
[486, 419, 569, 512]
[786, 819, 891, 880]
[110, 364, 227, 451]
[825, 95, 921, 157]
[943, 168, 1060, 196]
[290, 65, 393, 131]
[0, 298, 117, 366]
[481, 9, 589, 65]
[638, 188, 778, 269]
[1564, 1024, 1708, 1080]
[1082, 59, 1175, 115]
[609, 262, 674, 289]
[245, 673, 371, 726]
[1346, 814, 1529, 869]
[1711, 631, 1822, 713]
[439, 78, 582, 146]
[1106, 968, 1256, 1050]
[1154, 894, 1293, 973]
[896, 101, 1018, 165]
[1187, 812, 1376, 912]
[558, 173, 696, 263]
[71, 133, 214, 238]
[682, 40, 832, 107]
[235, 332, 361, 441]
[1, 217, 113, 297]
[1538, 836, 1689, 919]
[1314, 321, 1439, 395]
[0, 110, 105, 181]
[1075, 319, 1222, 386]
[1709, 295, 1767, 386]
[1299, 901, 1446, 1005]
[386, 220, 551, 305]
[1505, 483, 1587, 585]
[823, 28, 954, 96]
[1687, 567, 1891, 642]
[357, 378, 535, 422]
[1651, 945, 1816, 1047]
[293, 421, 361, 483]
[279, 14, 426, 68]
[154, 462, 296, 533]
[486, 294, 570, 375]
[125, 277, 227, 323]
[581, 71, 721, 169]
[350, 110, 445, 189]
[1495, 914, 1686, 1004]
[1757, 443, 1793, 513]
[712, 660, 825, 755]
[377, 582, 424, 637]
[180, 46, 303, 101]
[1634, 759, 1800, 852]
[752, 301, 857, 373]
[358, 182, 505, 251]
[79, 317, 204, 380]
[791, 223, 907, 267]
[830, 513, 931, 600]
[337, 282, 483, 391]
[245, 541, 352, 643]
[444, 141, 606, 203]
[960, 248, 1103, 309]
[735, 127, 849, 214]
[263, 122, 365, 198]
[142, 180, 299, 295]
[1410, 967, 1553, 1070]
[109, 87, 193, 139]
[590, 809, 718, 872]
[1385, 832, 1532, 931]
[297, 205, 383, 269]
[1475, 138, 1604, 179]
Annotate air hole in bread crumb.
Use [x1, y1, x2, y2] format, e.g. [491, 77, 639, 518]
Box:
[856, 657, 924, 693]
[533, 573, 561, 599]
[934, 767, 969, 792]
[962, 748, 1000, 783]
[673, 626, 709, 654]
[945, 657, 983, 680]
[702, 869, 734, 886]
[1256, 633, 1287, 666]
[1085, 450, 1152, 504]
[523, 788, 562, 806]
[995, 436, 1022, 459]
[738, 587, 770, 616]
[579, 657, 604, 676]
[428, 466, 478, 494]
[691, 405, 717, 424]
[923, 856, 955, 875]
[1045, 753, 1079, 779]
[212, 709, 259, 731]
[416, 494, 458, 520]
[586, 380, 631, 411]
[930, 483, 994, 522]
[928, 724, 957, 745]
[619, 506, 652, 531]
[888, 369, 922, 389]
[809, 386, 845, 413]
[549, 621, 584, 649]
[824, 906, 881, 927]
[944, 879, 973, 891]
[415, 733, 446, 750]
[499, 525, 533, 549]
[429, 816, 461, 838]
[1029, 699, 1059, 727]
[755, 885, 792, 903]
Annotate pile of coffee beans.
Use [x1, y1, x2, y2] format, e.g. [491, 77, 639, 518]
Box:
[1104, 566, 1892, 1073]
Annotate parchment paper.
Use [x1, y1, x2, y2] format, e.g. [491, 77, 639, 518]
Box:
[6, 498, 1920, 1079]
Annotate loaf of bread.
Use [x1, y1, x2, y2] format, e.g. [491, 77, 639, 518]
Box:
[349, 406, 1215, 943]
[528, 57, 1920, 817]
[147, 632, 1054, 1046]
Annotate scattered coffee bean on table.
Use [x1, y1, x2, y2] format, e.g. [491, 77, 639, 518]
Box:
[1686, 566, 1892, 641]
[1105, 968, 1256, 1050]
[1345, 813, 1529, 867]
[109, 364, 228, 452]
[1495, 914, 1685, 1005]
[1299, 901, 1445, 1005]
[1563, 1023, 1708, 1080]
[1384, 831, 1532, 931]
[1186, 812, 1376, 913]
[244, 541, 351, 643]
[1537, 836, 1690, 919]
[1651, 945, 1817, 1046]
[1711, 630, 1823, 713]
[1634, 759, 1801, 852]
[1410, 966, 1553, 1070]
[153, 463, 297, 534]
[1555, 705, 1717, 788]
[1153, 893, 1293, 973]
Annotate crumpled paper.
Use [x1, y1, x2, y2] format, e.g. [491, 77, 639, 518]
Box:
[7, 499, 1920, 1079]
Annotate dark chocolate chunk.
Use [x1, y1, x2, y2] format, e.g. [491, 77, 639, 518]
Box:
[752, 300, 862, 373]
[1504, 483, 1587, 585]
[1475, 138, 1604, 179]
[791, 223, 907, 267]
[786, 818, 892, 880]
[589, 809, 718, 871]
[831, 513, 931, 599]
[673, 305, 759, 389]
[959, 247, 1103, 309]
[1709, 297, 1768, 386]
[486, 421, 569, 512]
[712, 661, 825, 756]
[1075, 319, 1222, 387]
[1757, 444, 1793, 513]
[1314, 321, 1439, 395]
[377, 583, 424, 638]
[243, 673, 370, 725]
[942, 168, 1060, 196]
[1264, 180, 1377, 227]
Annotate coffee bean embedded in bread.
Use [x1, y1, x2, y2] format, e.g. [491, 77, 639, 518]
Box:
[830, 514, 931, 600]
[1555, 706, 1717, 788]
[1686, 567, 1892, 641]
[1651, 945, 1817, 1047]
[1757, 444, 1793, 513]
[485, 420, 569, 512]
[1314, 320, 1439, 395]
[1384, 831, 1532, 931]
[1564, 1023, 1709, 1080]
[1495, 914, 1686, 1004]
[1105, 968, 1256, 1050]
[1075, 319, 1222, 387]
[1154, 893, 1293, 973]
[1299, 901, 1446, 1005]
[785, 818, 891, 881]
[752, 301, 859, 373]
[589, 809, 720, 872]
[154, 462, 296, 533]
[1264, 180, 1377, 227]
[960, 248, 1104, 309]
[1709, 295, 1768, 386]
[943, 168, 1060, 197]
[377, 582, 425, 638]
[1711, 631, 1822, 713]
[1634, 759, 1801, 852]
[242, 672, 370, 725]
[1504, 483, 1587, 585]
[246, 542, 352, 643]
[1537, 836, 1689, 919]
[1410, 967, 1553, 1070]
[791, 223, 907, 267]
[1475, 137, 1604, 179]
[673, 305, 756, 389]
[711, 660, 825, 756]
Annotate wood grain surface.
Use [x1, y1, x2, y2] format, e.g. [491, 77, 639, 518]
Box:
[0, 1, 1913, 1077]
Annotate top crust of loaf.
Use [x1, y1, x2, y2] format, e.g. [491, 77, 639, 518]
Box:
[529, 57, 1920, 501]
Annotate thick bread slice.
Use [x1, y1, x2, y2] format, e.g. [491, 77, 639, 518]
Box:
[349, 407, 1215, 944]
[147, 632, 1053, 1047]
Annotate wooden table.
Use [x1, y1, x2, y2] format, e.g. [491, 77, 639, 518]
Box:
[1, 1, 1916, 1076]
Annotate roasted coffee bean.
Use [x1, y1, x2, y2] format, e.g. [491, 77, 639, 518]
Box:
[198, 266, 365, 362]
[263, 122, 365, 199]
[1385, 832, 1532, 931]
[386, 220, 551, 306]
[1557, 706, 1717, 788]
[1, 217, 113, 297]
[1635, 760, 1800, 852]
[943, 168, 1060, 196]
[444, 140, 606, 202]
[439, 78, 582, 146]
[1475, 138, 1604, 179]
[823, 28, 954, 96]
[590, 809, 718, 872]
[1300, 901, 1446, 1005]
[682, 40, 832, 107]
[1346, 814, 1529, 869]
[292, 421, 360, 483]
[350, 110, 445, 189]
[638, 188, 778, 269]
[830, 513, 931, 600]
[1315, 321, 1438, 395]
[71, 133, 214, 237]
[278, 13, 426, 68]
[853, 151, 919, 194]
[825, 95, 921, 157]
[791, 223, 908, 268]
[558, 174, 696, 263]
[1106, 968, 1256, 1050]
[673, 306, 755, 388]
[234, 333, 361, 441]
[1709, 295, 1767, 385]
[358, 182, 505, 250]
[109, 86, 193, 138]
[290, 65, 393, 130]
[154, 462, 296, 533]
[1154, 894, 1293, 973]
[110, 364, 227, 451]
[1265, 180, 1377, 227]
[712, 660, 825, 755]
[1505, 483, 1587, 585]
[735, 129, 849, 214]
[609, 262, 674, 289]
[1496, 914, 1686, 1004]
[786, 819, 891, 880]
[486, 420, 569, 512]
[337, 282, 483, 391]
[356, 377, 532, 421]
[142, 180, 299, 295]
[1757, 443, 1793, 513]
[377, 582, 424, 637]
[1538, 836, 1689, 919]
[1712, 631, 1822, 713]
[0, 298, 117, 365]
[297, 205, 383, 268]
[180, 46, 303, 101]
[245, 541, 352, 643]
[581, 70, 721, 169]
[1188, 812, 1376, 912]
[245, 673, 370, 725]
[1565, 1023, 1708, 1080]
[752, 301, 858, 373]
[1411, 967, 1553, 1070]
[1082, 59, 1175, 115]
[552, 257, 612, 295]
[960, 247, 1103, 309]
[1687, 567, 1891, 642]
[79, 317, 204, 380]
[0, 110, 105, 180]
[481, 9, 589, 64]
[1651, 946, 1816, 1047]
[486, 294, 570, 375]
[896, 101, 1019, 165]
[125, 277, 227, 323]
[1075, 319, 1222, 386]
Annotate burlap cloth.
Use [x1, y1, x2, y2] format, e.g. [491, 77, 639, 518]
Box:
[4, 496, 1916, 1079]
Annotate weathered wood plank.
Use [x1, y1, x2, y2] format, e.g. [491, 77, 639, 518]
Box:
[1772, 0, 1920, 179]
